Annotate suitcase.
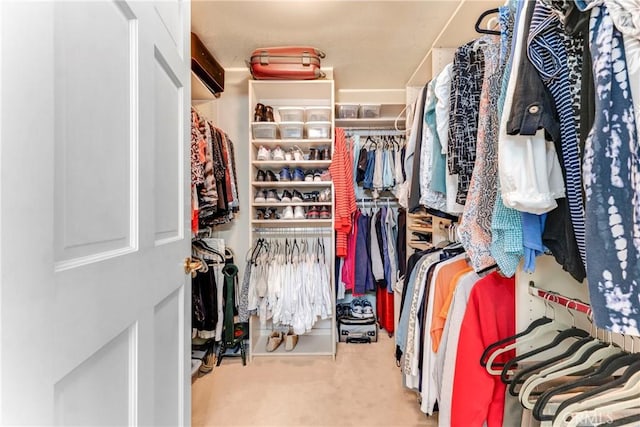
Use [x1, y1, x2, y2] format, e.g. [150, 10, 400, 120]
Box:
[191, 32, 225, 96]
[376, 286, 395, 336]
[249, 46, 326, 80]
[338, 316, 378, 343]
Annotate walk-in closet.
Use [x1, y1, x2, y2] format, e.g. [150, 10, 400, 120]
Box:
[2, 0, 639, 426]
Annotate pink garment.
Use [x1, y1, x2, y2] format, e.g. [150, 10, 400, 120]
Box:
[340, 210, 360, 292]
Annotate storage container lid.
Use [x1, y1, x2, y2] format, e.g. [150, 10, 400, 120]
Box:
[304, 121, 331, 126]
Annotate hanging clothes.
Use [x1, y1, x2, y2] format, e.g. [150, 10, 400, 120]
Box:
[330, 128, 357, 258]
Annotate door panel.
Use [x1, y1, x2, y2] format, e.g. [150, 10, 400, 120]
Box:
[0, 1, 191, 425]
[53, 1, 137, 267]
[153, 49, 184, 245]
[54, 327, 133, 426]
[154, 288, 184, 426]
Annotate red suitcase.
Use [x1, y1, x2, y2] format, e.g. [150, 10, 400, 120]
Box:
[376, 286, 395, 336]
[249, 46, 325, 80]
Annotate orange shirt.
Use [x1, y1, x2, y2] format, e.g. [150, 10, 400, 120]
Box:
[430, 259, 472, 352]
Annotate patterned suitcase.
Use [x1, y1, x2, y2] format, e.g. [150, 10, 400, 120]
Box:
[338, 316, 378, 343]
[249, 46, 326, 80]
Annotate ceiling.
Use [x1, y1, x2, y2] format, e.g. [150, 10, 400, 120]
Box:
[191, 0, 500, 93]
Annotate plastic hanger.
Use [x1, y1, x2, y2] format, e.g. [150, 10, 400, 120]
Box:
[484, 294, 564, 375]
[533, 352, 640, 421]
[475, 8, 501, 35]
[557, 369, 640, 427]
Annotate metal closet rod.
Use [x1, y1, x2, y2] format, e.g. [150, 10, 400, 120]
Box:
[253, 227, 331, 235]
[345, 129, 406, 136]
[528, 282, 591, 314]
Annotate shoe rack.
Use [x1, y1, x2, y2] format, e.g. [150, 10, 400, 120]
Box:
[248, 79, 336, 360]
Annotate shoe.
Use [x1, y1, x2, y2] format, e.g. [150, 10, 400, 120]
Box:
[256, 169, 266, 182]
[272, 146, 285, 161]
[291, 146, 305, 161]
[282, 205, 294, 219]
[257, 145, 271, 160]
[279, 167, 292, 182]
[306, 206, 320, 219]
[292, 190, 303, 202]
[318, 188, 331, 202]
[284, 150, 293, 161]
[264, 105, 275, 122]
[266, 331, 283, 352]
[304, 171, 314, 182]
[292, 167, 305, 182]
[303, 191, 319, 203]
[265, 170, 278, 182]
[281, 189, 293, 203]
[284, 331, 299, 351]
[361, 299, 374, 319]
[294, 206, 306, 219]
[264, 207, 280, 220]
[319, 205, 331, 219]
[308, 148, 320, 161]
[350, 299, 364, 318]
[256, 208, 266, 220]
[254, 190, 267, 203]
[313, 170, 323, 182]
[412, 232, 432, 242]
[320, 147, 331, 160]
[265, 189, 279, 203]
[254, 103, 266, 122]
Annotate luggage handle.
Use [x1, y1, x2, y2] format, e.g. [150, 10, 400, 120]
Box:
[256, 49, 325, 66]
[346, 336, 371, 344]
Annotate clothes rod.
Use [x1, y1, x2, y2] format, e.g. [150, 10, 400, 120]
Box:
[529, 282, 591, 314]
[345, 129, 406, 136]
[253, 227, 331, 235]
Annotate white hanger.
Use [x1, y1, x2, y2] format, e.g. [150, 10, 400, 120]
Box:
[520, 341, 623, 409]
[484, 294, 565, 375]
[556, 370, 640, 427]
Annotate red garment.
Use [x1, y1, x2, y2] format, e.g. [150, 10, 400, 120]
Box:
[451, 272, 515, 427]
[329, 128, 357, 257]
[340, 210, 359, 292]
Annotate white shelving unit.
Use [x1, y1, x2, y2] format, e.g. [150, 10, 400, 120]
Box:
[248, 79, 336, 361]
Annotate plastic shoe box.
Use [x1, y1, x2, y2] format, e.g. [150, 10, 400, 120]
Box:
[336, 104, 359, 119]
[305, 106, 332, 122]
[278, 107, 305, 122]
[279, 121, 304, 139]
[252, 122, 278, 139]
[359, 104, 381, 118]
[305, 121, 331, 139]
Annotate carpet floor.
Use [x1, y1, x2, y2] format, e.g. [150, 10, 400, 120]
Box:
[192, 333, 438, 427]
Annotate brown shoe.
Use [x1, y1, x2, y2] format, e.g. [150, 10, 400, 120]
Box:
[284, 331, 299, 351]
[264, 105, 275, 122]
[266, 331, 283, 352]
[254, 103, 266, 122]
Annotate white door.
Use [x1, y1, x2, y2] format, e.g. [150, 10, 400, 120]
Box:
[0, 1, 191, 425]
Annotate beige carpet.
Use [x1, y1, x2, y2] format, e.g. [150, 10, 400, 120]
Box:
[192, 334, 438, 427]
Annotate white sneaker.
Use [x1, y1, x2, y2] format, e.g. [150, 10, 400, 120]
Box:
[272, 146, 285, 161]
[257, 145, 271, 160]
[292, 146, 305, 161]
[293, 206, 306, 219]
[284, 151, 293, 161]
[282, 206, 294, 219]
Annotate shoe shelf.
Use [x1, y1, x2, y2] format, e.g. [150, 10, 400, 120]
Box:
[253, 202, 333, 207]
[252, 160, 332, 168]
[252, 181, 332, 188]
[251, 219, 333, 227]
[249, 79, 336, 361]
[252, 138, 333, 148]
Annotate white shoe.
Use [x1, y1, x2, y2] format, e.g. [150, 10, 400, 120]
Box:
[282, 206, 294, 219]
[293, 206, 306, 219]
[284, 151, 293, 161]
[292, 146, 305, 161]
[272, 146, 285, 161]
[257, 145, 271, 160]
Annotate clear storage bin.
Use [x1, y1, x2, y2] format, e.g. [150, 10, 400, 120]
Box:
[305, 106, 332, 122]
[277, 107, 305, 122]
[252, 122, 278, 139]
[279, 121, 304, 139]
[305, 121, 331, 139]
[336, 104, 359, 119]
[359, 104, 381, 118]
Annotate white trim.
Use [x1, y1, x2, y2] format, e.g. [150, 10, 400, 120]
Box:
[128, 323, 139, 427]
[54, 246, 137, 272]
[129, 11, 140, 253]
[177, 284, 185, 427]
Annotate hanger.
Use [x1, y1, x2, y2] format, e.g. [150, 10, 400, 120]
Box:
[475, 8, 501, 35]
[533, 352, 640, 421]
[556, 368, 640, 427]
[482, 293, 563, 374]
[519, 337, 623, 410]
